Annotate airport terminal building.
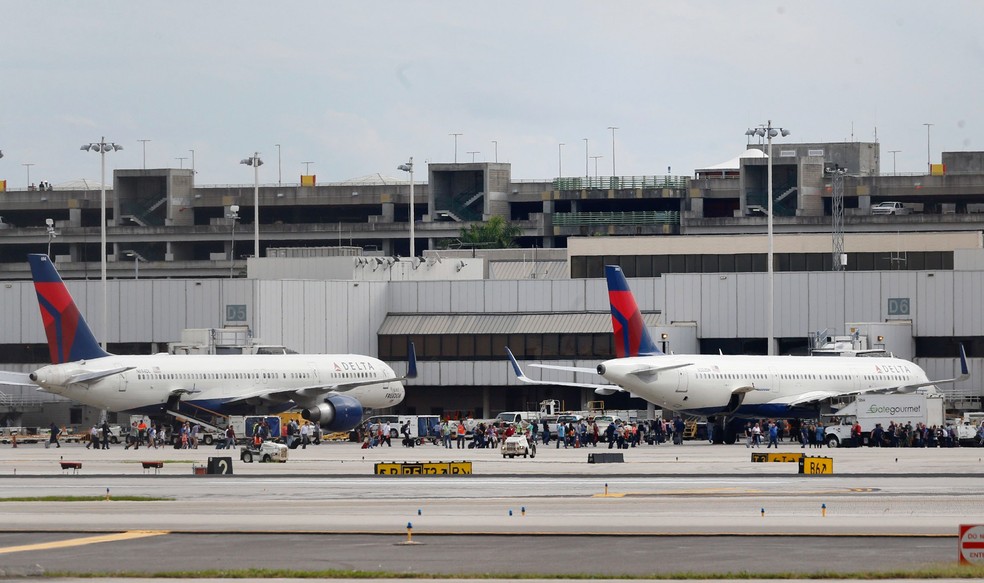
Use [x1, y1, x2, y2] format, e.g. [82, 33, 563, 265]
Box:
[2, 142, 984, 427]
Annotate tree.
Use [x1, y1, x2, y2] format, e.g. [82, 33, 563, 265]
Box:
[456, 216, 522, 249]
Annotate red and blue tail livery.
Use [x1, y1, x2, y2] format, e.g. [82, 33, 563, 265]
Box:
[605, 265, 661, 357]
[28, 254, 109, 364]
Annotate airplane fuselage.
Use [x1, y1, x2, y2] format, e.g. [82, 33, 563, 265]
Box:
[30, 353, 405, 414]
[598, 353, 931, 419]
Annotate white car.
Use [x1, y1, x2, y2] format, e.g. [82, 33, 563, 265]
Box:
[871, 202, 911, 215]
[501, 434, 536, 458]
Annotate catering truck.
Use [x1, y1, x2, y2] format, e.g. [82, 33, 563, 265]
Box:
[823, 393, 945, 447]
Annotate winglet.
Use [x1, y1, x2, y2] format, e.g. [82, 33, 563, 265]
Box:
[406, 340, 418, 379]
[605, 265, 662, 357]
[958, 343, 969, 380]
[28, 254, 109, 363]
[505, 347, 531, 382]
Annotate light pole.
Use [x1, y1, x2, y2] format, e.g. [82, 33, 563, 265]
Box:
[45, 218, 57, 257]
[491, 140, 498, 163]
[558, 143, 564, 177]
[467, 151, 479, 162]
[398, 157, 415, 257]
[923, 123, 933, 172]
[175, 157, 187, 169]
[302, 161, 313, 175]
[189, 150, 195, 175]
[583, 138, 589, 177]
[889, 150, 901, 176]
[227, 204, 239, 278]
[745, 121, 789, 356]
[275, 144, 282, 187]
[591, 155, 603, 177]
[22, 163, 34, 189]
[80, 137, 123, 349]
[138, 139, 150, 169]
[608, 126, 618, 176]
[123, 250, 145, 279]
[240, 153, 263, 259]
[449, 133, 462, 163]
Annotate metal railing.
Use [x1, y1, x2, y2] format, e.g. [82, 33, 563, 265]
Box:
[553, 176, 688, 191]
[552, 211, 681, 227]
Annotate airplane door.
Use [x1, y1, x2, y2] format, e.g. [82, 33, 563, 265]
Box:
[676, 370, 689, 393]
[307, 363, 321, 384]
[116, 373, 128, 393]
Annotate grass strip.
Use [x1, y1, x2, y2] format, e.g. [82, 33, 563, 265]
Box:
[0, 496, 170, 502]
[42, 563, 984, 579]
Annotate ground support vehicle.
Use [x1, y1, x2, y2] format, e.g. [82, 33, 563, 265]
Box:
[501, 434, 536, 458]
[240, 441, 288, 463]
[871, 201, 912, 215]
[824, 393, 945, 447]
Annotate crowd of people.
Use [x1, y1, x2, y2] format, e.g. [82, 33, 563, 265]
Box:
[49, 413, 984, 451]
[737, 418, 984, 448]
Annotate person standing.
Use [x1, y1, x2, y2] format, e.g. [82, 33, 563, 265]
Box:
[767, 421, 779, 448]
[440, 420, 452, 449]
[225, 425, 237, 449]
[86, 424, 99, 449]
[456, 421, 466, 449]
[300, 422, 310, 449]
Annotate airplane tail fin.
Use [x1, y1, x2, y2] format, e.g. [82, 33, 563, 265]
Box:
[605, 265, 662, 357]
[28, 254, 110, 363]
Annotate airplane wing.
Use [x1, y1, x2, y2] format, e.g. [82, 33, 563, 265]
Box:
[0, 371, 35, 386]
[530, 363, 599, 375]
[506, 348, 618, 392]
[66, 366, 135, 385]
[0, 367, 134, 387]
[621, 361, 694, 378]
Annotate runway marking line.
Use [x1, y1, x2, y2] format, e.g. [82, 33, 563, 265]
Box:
[595, 487, 879, 498]
[0, 530, 168, 555]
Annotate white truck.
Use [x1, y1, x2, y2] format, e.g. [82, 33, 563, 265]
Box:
[870, 201, 912, 215]
[950, 411, 984, 446]
[495, 411, 542, 425]
[823, 393, 945, 447]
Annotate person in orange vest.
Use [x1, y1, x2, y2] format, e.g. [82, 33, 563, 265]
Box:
[137, 419, 148, 449]
[456, 421, 466, 449]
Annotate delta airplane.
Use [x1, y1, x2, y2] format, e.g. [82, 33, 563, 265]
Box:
[509, 264, 968, 442]
[0, 254, 415, 432]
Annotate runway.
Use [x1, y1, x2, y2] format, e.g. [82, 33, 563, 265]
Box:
[0, 439, 982, 577]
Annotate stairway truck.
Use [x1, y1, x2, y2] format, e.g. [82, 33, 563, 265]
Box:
[824, 393, 945, 447]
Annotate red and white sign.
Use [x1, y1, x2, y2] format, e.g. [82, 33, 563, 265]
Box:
[959, 524, 984, 565]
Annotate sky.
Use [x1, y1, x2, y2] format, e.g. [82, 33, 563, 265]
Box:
[2, 1, 982, 188]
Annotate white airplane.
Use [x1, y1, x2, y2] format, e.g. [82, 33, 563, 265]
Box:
[509, 264, 968, 443]
[0, 254, 415, 432]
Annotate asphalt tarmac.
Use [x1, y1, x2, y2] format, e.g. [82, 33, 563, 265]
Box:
[0, 437, 982, 579]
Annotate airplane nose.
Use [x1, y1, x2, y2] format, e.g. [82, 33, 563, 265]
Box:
[597, 363, 606, 375]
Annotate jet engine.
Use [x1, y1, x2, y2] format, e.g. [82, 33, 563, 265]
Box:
[300, 394, 363, 431]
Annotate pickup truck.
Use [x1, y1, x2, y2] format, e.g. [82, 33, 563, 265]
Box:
[871, 202, 911, 215]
